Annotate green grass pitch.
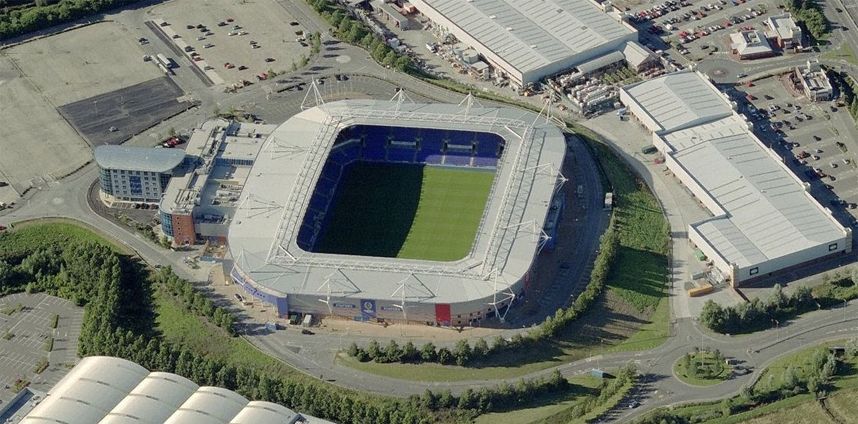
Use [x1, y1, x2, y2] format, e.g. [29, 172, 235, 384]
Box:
[315, 162, 495, 261]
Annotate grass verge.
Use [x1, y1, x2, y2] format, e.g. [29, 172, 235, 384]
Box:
[338, 132, 670, 381]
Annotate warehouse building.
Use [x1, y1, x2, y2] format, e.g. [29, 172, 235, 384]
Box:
[620, 71, 851, 286]
[94, 146, 186, 205]
[409, 0, 639, 88]
[12, 356, 333, 424]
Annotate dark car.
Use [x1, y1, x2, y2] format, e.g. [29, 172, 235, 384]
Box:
[301, 329, 314, 335]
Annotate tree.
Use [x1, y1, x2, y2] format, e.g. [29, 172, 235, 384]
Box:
[401, 341, 418, 363]
[453, 339, 472, 366]
[347, 342, 360, 357]
[420, 342, 437, 362]
[383, 340, 402, 363]
[437, 347, 453, 365]
[366, 339, 381, 360]
[472, 338, 489, 360]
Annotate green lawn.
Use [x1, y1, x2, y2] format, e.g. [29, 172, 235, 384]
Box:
[315, 163, 494, 261]
[823, 42, 858, 67]
[473, 376, 602, 424]
[154, 290, 297, 377]
[0, 218, 126, 259]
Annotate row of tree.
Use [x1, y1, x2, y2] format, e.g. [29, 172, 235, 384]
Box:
[700, 269, 858, 334]
[698, 283, 814, 334]
[0, 0, 145, 40]
[347, 222, 620, 366]
[2, 229, 582, 423]
[307, 0, 413, 72]
[153, 266, 235, 335]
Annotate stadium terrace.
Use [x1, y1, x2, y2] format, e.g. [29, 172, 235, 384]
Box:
[228, 99, 566, 326]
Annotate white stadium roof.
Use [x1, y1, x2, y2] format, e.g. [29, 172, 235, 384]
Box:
[20, 356, 333, 424]
[663, 116, 845, 268]
[228, 99, 566, 306]
[410, 0, 635, 83]
[621, 71, 734, 133]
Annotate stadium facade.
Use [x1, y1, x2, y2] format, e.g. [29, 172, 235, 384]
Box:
[227, 99, 566, 326]
[409, 0, 640, 87]
[620, 70, 852, 286]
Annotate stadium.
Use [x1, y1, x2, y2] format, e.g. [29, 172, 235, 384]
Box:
[227, 98, 566, 326]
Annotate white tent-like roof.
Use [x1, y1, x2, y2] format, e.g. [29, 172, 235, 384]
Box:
[19, 357, 335, 424]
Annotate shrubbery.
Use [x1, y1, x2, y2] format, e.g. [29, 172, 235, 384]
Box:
[1, 224, 583, 423]
[0, 0, 146, 40]
[700, 270, 858, 334]
[786, 0, 828, 41]
[347, 221, 620, 366]
[153, 267, 235, 335]
[306, 0, 413, 72]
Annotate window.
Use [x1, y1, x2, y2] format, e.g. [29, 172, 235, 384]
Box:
[749, 267, 759, 276]
[829, 243, 839, 252]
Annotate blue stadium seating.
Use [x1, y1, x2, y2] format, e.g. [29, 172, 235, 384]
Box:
[362, 142, 387, 161]
[362, 125, 391, 143]
[387, 147, 416, 163]
[390, 127, 421, 143]
[299, 125, 508, 251]
[473, 157, 499, 168]
[448, 131, 475, 148]
[445, 152, 472, 167]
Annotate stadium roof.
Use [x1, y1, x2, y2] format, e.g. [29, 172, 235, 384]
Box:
[19, 356, 333, 424]
[94, 145, 186, 173]
[410, 0, 634, 79]
[621, 70, 734, 133]
[228, 99, 566, 306]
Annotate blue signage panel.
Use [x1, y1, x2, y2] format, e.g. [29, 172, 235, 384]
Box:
[360, 299, 376, 320]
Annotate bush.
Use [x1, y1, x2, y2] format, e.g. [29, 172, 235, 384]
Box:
[700, 277, 858, 334]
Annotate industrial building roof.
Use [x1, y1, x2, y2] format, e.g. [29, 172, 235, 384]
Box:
[730, 30, 773, 57]
[228, 99, 566, 305]
[767, 13, 801, 40]
[621, 70, 734, 133]
[94, 145, 186, 173]
[19, 356, 334, 424]
[411, 0, 634, 77]
[663, 116, 846, 268]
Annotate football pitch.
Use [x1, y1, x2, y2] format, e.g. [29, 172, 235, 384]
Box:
[315, 162, 495, 261]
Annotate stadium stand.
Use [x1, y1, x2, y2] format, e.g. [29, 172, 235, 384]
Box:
[297, 125, 507, 251]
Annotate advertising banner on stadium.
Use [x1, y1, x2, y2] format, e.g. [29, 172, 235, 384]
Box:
[360, 299, 376, 320]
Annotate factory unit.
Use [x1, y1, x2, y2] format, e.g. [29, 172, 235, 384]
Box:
[620, 71, 851, 286]
[408, 0, 640, 88]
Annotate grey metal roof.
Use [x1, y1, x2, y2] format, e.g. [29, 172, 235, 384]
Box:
[622, 70, 734, 133]
[228, 99, 566, 305]
[20, 357, 334, 424]
[94, 145, 186, 173]
[661, 112, 846, 268]
[411, 0, 634, 75]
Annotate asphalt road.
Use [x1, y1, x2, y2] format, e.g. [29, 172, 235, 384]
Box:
[3, 1, 858, 423]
